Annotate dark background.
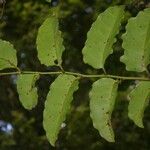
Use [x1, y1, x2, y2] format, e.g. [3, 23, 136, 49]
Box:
[0, 0, 150, 149]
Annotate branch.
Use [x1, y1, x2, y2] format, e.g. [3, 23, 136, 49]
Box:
[0, 70, 150, 81]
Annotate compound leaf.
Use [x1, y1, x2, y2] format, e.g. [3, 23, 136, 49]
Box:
[128, 81, 150, 128]
[0, 39, 17, 70]
[17, 74, 39, 110]
[90, 78, 118, 142]
[82, 6, 124, 69]
[43, 74, 79, 146]
[36, 16, 64, 66]
[121, 8, 150, 72]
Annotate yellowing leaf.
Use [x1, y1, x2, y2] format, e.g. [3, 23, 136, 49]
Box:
[121, 8, 150, 72]
[36, 16, 64, 66]
[43, 74, 79, 146]
[128, 81, 150, 128]
[17, 74, 39, 110]
[90, 78, 118, 142]
[0, 39, 17, 70]
[82, 6, 124, 69]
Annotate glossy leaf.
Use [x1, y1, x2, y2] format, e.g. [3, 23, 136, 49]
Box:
[36, 16, 64, 66]
[0, 39, 17, 70]
[128, 81, 150, 128]
[90, 78, 118, 142]
[43, 74, 79, 146]
[82, 6, 124, 69]
[17, 74, 39, 110]
[121, 8, 150, 72]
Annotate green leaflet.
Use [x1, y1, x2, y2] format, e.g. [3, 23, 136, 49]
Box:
[17, 74, 39, 110]
[121, 8, 150, 72]
[0, 39, 17, 70]
[36, 16, 64, 66]
[128, 81, 150, 128]
[43, 74, 79, 146]
[90, 78, 118, 142]
[82, 6, 124, 69]
[46, 0, 51, 2]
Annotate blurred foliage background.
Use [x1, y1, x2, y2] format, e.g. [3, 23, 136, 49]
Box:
[0, 0, 150, 149]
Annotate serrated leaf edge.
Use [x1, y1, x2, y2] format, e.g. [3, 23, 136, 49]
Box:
[90, 78, 118, 142]
[43, 75, 79, 146]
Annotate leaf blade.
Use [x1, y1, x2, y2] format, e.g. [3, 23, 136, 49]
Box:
[36, 16, 64, 66]
[0, 39, 17, 70]
[17, 74, 39, 110]
[90, 78, 118, 142]
[120, 8, 150, 72]
[128, 81, 150, 128]
[46, 0, 51, 2]
[82, 6, 124, 69]
[43, 74, 79, 146]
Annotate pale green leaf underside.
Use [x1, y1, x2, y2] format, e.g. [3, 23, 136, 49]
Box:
[36, 16, 64, 66]
[43, 74, 79, 146]
[90, 78, 118, 142]
[0, 39, 17, 70]
[121, 8, 150, 72]
[17, 74, 39, 110]
[82, 6, 124, 69]
[128, 81, 150, 128]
